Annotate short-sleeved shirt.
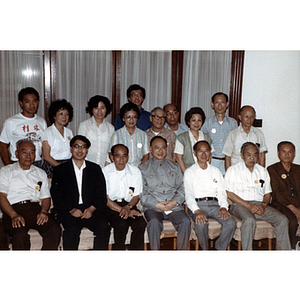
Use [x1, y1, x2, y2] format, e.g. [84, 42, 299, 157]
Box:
[222, 124, 268, 166]
[42, 123, 73, 160]
[0, 113, 47, 161]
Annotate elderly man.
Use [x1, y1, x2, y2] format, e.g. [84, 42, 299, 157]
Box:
[222, 105, 267, 171]
[184, 140, 236, 250]
[267, 141, 300, 249]
[225, 142, 291, 250]
[139, 136, 191, 250]
[103, 144, 146, 250]
[163, 103, 188, 135]
[0, 139, 61, 250]
[51, 135, 110, 250]
[146, 107, 176, 161]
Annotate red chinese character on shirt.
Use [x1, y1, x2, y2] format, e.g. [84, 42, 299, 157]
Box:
[34, 124, 40, 131]
[22, 125, 29, 132]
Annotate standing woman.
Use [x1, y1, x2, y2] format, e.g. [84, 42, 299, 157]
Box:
[78, 95, 114, 168]
[174, 107, 212, 173]
[42, 99, 74, 179]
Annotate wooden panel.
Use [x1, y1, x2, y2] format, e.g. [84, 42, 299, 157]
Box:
[43, 51, 52, 126]
[111, 50, 121, 124]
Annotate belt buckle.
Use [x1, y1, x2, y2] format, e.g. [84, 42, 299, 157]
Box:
[116, 199, 123, 203]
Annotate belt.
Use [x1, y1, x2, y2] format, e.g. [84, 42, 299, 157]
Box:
[114, 199, 125, 203]
[12, 200, 36, 206]
[212, 156, 225, 161]
[195, 197, 218, 202]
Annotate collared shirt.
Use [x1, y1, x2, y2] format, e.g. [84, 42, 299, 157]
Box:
[145, 126, 176, 161]
[72, 159, 86, 205]
[222, 124, 268, 166]
[201, 115, 237, 158]
[109, 126, 149, 167]
[224, 161, 272, 202]
[0, 162, 50, 205]
[42, 123, 73, 160]
[114, 107, 152, 131]
[184, 162, 228, 213]
[0, 113, 47, 161]
[138, 157, 185, 211]
[164, 123, 189, 135]
[78, 117, 114, 168]
[102, 162, 142, 202]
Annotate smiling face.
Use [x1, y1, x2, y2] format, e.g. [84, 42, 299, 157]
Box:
[19, 93, 39, 118]
[241, 144, 259, 171]
[194, 141, 211, 167]
[15, 141, 36, 170]
[211, 94, 229, 115]
[188, 114, 203, 131]
[122, 109, 138, 130]
[70, 139, 89, 162]
[128, 89, 144, 109]
[150, 137, 167, 161]
[150, 109, 166, 131]
[54, 108, 69, 127]
[92, 101, 107, 121]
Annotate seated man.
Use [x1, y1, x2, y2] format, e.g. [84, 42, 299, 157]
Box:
[225, 142, 291, 250]
[0, 139, 61, 250]
[103, 144, 146, 250]
[163, 103, 188, 135]
[51, 135, 110, 250]
[184, 140, 236, 250]
[146, 107, 176, 161]
[139, 136, 191, 250]
[267, 141, 300, 249]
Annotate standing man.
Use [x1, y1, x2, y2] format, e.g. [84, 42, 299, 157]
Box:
[139, 136, 191, 250]
[267, 141, 300, 249]
[0, 87, 47, 169]
[103, 144, 146, 250]
[225, 142, 291, 250]
[51, 135, 110, 250]
[0, 139, 61, 250]
[146, 107, 176, 161]
[163, 103, 188, 135]
[222, 105, 267, 171]
[201, 92, 237, 175]
[184, 140, 236, 250]
[114, 84, 152, 131]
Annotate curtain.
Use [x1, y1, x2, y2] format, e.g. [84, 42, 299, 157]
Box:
[120, 51, 172, 112]
[181, 51, 232, 123]
[55, 51, 113, 134]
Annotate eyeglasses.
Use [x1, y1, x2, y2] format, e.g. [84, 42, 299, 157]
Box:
[130, 92, 143, 98]
[166, 111, 179, 117]
[151, 115, 166, 120]
[124, 115, 138, 120]
[72, 144, 88, 149]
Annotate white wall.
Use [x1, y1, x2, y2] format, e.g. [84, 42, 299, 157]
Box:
[242, 51, 300, 166]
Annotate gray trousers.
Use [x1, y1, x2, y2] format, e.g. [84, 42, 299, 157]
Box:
[230, 201, 291, 250]
[144, 209, 191, 250]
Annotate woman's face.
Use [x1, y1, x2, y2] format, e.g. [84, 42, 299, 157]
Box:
[122, 109, 138, 129]
[54, 108, 69, 126]
[92, 101, 107, 120]
[188, 113, 203, 131]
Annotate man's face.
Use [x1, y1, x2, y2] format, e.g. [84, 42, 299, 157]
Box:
[150, 138, 167, 161]
[70, 139, 89, 161]
[150, 109, 166, 131]
[164, 104, 179, 126]
[194, 142, 211, 165]
[19, 93, 39, 117]
[241, 145, 259, 169]
[211, 94, 229, 115]
[238, 107, 256, 129]
[128, 89, 144, 109]
[278, 143, 295, 164]
[15, 141, 35, 170]
[112, 145, 129, 171]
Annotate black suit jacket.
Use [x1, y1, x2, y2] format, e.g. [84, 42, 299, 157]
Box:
[51, 159, 107, 216]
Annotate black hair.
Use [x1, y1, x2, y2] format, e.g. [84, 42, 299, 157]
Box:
[111, 144, 129, 155]
[18, 87, 39, 102]
[85, 95, 113, 117]
[184, 107, 206, 127]
[48, 99, 74, 124]
[70, 135, 91, 148]
[150, 135, 167, 147]
[126, 84, 146, 99]
[277, 141, 296, 152]
[211, 92, 228, 103]
[193, 140, 211, 151]
[120, 102, 140, 120]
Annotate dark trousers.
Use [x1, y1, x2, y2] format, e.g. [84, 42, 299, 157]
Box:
[2, 202, 61, 250]
[0, 218, 9, 250]
[104, 201, 146, 250]
[271, 201, 300, 249]
[60, 209, 110, 250]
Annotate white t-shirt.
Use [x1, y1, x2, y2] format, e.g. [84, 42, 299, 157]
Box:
[0, 113, 47, 161]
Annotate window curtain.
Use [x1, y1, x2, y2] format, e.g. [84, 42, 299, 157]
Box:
[120, 51, 172, 112]
[55, 51, 113, 134]
[181, 51, 232, 123]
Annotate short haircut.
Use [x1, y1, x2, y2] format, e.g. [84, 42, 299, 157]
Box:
[85, 95, 113, 117]
[150, 135, 167, 147]
[150, 106, 165, 116]
[120, 102, 140, 120]
[163, 103, 177, 111]
[211, 92, 228, 103]
[240, 142, 259, 155]
[239, 105, 256, 115]
[18, 87, 40, 102]
[48, 99, 74, 124]
[126, 84, 146, 99]
[184, 107, 206, 127]
[277, 141, 296, 152]
[111, 144, 129, 155]
[193, 140, 211, 151]
[70, 135, 91, 148]
[16, 139, 36, 151]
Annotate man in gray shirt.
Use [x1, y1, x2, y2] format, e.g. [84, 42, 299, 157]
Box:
[139, 136, 191, 250]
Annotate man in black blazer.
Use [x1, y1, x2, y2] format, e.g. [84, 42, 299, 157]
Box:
[51, 135, 110, 250]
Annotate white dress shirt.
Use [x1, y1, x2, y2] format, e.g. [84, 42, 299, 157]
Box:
[224, 161, 272, 202]
[184, 162, 228, 213]
[72, 159, 86, 205]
